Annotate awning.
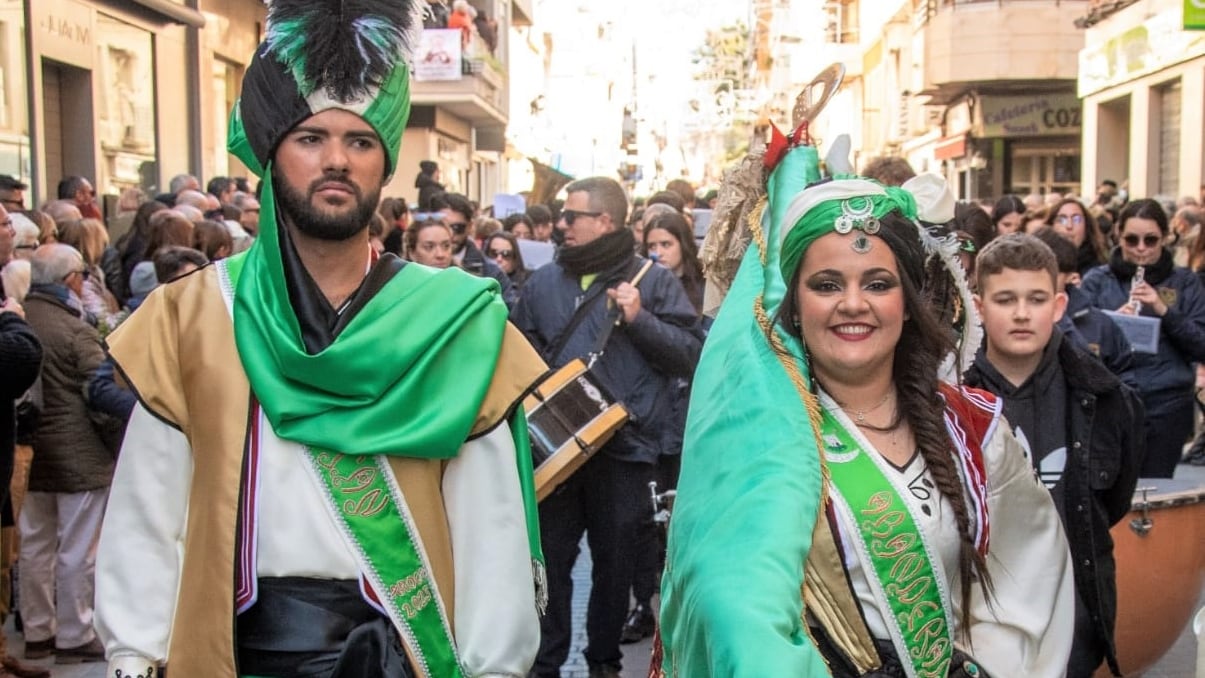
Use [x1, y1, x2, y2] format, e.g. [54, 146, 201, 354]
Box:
[935, 134, 967, 161]
[128, 0, 206, 28]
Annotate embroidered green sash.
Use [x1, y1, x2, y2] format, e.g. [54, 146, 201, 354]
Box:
[821, 409, 954, 678]
[305, 450, 463, 678]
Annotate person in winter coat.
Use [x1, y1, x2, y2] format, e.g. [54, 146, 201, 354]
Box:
[414, 160, 445, 211]
[1080, 199, 1205, 477]
[965, 234, 1143, 677]
[511, 176, 703, 678]
[20, 244, 119, 663]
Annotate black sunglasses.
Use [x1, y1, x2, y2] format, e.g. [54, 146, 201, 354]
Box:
[1123, 233, 1162, 248]
[560, 209, 602, 225]
[487, 248, 514, 260]
[447, 221, 468, 235]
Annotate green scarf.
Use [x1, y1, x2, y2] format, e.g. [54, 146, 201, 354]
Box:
[229, 169, 543, 583]
[658, 144, 832, 676]
[230, 170, 504, 459]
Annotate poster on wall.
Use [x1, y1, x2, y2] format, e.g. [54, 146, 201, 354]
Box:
[414, 29, 462, 81]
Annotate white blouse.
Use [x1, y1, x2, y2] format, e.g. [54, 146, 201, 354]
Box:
[822, 397, 1075, 678]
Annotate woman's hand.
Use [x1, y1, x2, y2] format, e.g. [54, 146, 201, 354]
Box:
[1129, 281, 1168, 316]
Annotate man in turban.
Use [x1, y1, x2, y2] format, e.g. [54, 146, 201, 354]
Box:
[94, 2, 546, 676]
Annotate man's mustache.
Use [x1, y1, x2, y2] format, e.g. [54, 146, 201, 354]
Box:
[308, 175, 361, 199]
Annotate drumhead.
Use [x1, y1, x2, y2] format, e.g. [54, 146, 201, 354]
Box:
[1130, 477, 1205, 510]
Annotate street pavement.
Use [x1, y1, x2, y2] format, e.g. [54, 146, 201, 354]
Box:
[14, 463, 1204, 677]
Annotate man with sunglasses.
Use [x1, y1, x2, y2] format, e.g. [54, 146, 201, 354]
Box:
[511, 176, 704, 678]
[429, 191, 512, 294]
[56, 177, 101, 221]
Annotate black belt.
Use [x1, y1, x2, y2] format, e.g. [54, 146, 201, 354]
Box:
[236, 577, 415, 678]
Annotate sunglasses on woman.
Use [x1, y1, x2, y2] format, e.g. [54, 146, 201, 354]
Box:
[487, 248, 514, 260]
[1122, 234, 1162, 248]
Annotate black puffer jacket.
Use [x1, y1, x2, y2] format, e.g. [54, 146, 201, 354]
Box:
[966, 336, 1144, 675]
[0, 310, 43, 502]
[511, 256, 704, 464]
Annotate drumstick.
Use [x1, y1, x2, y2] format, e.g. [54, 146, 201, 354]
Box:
[630, 259, 656, 288]
[609, 259, 658, 325]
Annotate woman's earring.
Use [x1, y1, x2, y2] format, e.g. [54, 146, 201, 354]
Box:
[792, 315, 801, 328]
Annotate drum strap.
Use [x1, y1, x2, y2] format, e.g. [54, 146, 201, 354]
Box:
[544, 287, 607, 363]
[545, 258, 655, 364]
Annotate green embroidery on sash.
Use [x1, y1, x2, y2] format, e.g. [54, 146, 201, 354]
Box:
[306, 450, 464, 678]
[821, 410, 953, 678]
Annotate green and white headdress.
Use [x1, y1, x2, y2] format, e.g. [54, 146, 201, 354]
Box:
[228, 0, 420, 178]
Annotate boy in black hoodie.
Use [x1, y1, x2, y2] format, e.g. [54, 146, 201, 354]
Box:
[965, 233, 1144, 677]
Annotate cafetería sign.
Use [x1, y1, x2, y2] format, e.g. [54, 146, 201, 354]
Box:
[978, 93, 1082, 138]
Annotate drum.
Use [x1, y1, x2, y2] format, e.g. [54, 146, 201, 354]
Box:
[1097, 478, 1205, 677]
[526, 358, 628, 501]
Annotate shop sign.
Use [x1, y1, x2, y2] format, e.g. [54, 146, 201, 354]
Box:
[979, 93, 1081, 138]
[1187, 0, 1205, 30]
[31, 0, 96, 69]
[1080, 6, 1205, 96]
[414, 29, 463, 82]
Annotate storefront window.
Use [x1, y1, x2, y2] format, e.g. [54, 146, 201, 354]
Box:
[0, 0, 31, 186]
[95, 13, 156, 198]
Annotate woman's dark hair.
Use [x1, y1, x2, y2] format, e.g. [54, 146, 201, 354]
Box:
[990, 195, 1025, 229]
[1117, 198, 1169, 235]
[1046, 197, 1107, 266]
[153, 246, 209, 282]
[774, 211, 992, 631]
[642, 211, 704, 314]
[192, 219, 233, 260]
[502, 213, 534, 234]
[144, 211, 195, 260]
[117, 200, 168, 258]
[484, 231, 528, 280]
[403, 218, 452, 260]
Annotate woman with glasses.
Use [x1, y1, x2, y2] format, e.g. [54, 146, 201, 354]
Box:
[484, 231, 527, 284]
[1047, 198, 1108, 276]
[56, 219, 122, 331]
[404, 219, 453, 270]
[1081, 198, 1205, 477]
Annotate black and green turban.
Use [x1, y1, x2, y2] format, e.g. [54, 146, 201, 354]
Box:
[227, 0, 417, 178]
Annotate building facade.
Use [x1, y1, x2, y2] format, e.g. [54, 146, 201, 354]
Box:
[1078, 0, 1205, 202]
[774, 0, 1089, 201]
[18, 0, 266, 209]
[16, 0, 531, 214]
[394, 0, 532, 208]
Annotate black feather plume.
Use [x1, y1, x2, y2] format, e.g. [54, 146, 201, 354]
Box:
[264, 0, 418, 102]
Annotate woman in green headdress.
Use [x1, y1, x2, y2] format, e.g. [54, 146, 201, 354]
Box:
[656, 136, 1076, 677]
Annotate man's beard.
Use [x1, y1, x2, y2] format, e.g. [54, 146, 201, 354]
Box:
[273, 170, 380, 241]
